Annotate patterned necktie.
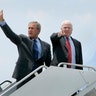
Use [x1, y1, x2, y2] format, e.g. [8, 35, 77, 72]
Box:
[33, 39, 38, 60]
[66, 37, 72, 67]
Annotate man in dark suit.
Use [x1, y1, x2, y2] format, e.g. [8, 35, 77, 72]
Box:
[50, 20, 83, 70]
[0, 10, 51, 83]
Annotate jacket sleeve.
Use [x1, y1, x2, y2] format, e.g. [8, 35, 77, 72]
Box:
[1, 22, 21, 45]
[50, 33, 61, 44]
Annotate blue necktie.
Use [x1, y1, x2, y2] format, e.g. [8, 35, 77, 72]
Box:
[33, 39, 38, 60]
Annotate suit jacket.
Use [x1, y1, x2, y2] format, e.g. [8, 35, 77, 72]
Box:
[50, 33, 83, 70]
[1, 23, 51, 81]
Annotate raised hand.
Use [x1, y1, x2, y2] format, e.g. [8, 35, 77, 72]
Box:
[0, 10, 4, 21]
[58, 31, 65, 37]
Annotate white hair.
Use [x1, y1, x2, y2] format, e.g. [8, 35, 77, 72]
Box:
[61, 20, 73, 29]
[61, 20, 72, 26]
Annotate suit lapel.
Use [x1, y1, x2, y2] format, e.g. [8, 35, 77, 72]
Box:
[30, 39, 34, 53]
[71, 38, 78, 56]
[38, 39, 45, 59]
[39, 40, 43, 58]
[60, 37, 67, 50]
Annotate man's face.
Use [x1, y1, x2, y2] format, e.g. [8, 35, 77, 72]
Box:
[61, 22, 72, 37]
[28, 22, 40, 39]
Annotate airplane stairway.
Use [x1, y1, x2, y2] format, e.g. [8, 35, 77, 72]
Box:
[0, 63, 96, 96]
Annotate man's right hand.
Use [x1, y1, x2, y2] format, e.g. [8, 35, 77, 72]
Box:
[58, 31, 65, 37]
[0, 10, 4, 21]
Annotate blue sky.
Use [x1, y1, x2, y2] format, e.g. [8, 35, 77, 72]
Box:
[0, 0, 96, 82]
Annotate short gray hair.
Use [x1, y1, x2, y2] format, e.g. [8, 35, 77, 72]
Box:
[29, 21, 41, 31]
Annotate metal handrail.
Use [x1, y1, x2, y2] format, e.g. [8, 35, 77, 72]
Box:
[0, 65, 48, 96]
[58, 62, 96, 72]
[0, 80, 12, 86]
[0, 80, 12, 92]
